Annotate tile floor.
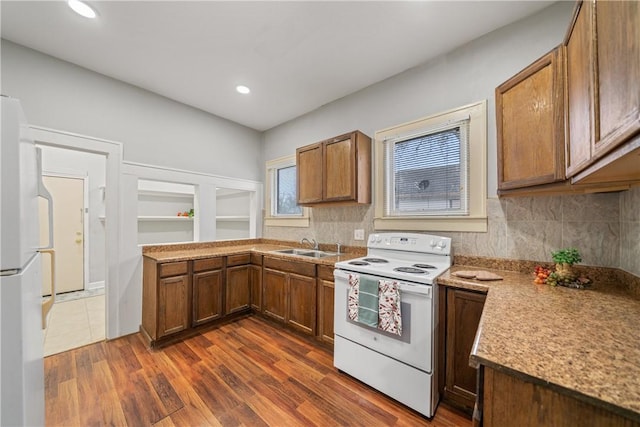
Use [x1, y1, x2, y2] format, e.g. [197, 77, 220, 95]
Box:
[43, 291, 105, 357]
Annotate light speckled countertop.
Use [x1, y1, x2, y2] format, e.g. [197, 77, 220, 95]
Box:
[438, 266, 640, 422]
[141, 240, 363, 266]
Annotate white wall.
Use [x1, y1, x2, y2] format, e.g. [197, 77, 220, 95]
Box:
[38, 146, 106, 289]
[1, 39, 263, 182]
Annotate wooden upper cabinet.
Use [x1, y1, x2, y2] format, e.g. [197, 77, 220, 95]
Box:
[324, 135, 356, 200]
[296, 131, 371, 206]
[565, 0, 596, 178]
[297, 143, 323, 204]
[565, 0, 640, 183]
[496, 46, 565, 191]
[593, 0, 640, 159]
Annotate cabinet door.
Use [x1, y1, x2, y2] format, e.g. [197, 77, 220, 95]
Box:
[594, 0, 640, 158]
[263, 268, 287, 322]
[496, 47, 565, 190]
[249, 264, 262, 312]
[445, 288, 486, 412]
[287, 273, 317, 336]
[324, 135, 356, 201]
[226, 265, 250, 315]
[565, 0, 596, 178]
[317, 277, 334, 345]
[192, 269, 223, 326]
[158, 274, 190, 338]
[297, 143, 323, 204]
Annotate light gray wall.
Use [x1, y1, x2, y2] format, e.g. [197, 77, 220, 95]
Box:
[263, 2, 575, 197]
[1, 39, 263, 182]
[261, 1, 640, 276]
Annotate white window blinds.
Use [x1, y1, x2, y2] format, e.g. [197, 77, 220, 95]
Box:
[383, 119, 470, 216]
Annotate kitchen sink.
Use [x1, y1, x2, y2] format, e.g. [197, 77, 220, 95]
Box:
[271, 248, 337, 258]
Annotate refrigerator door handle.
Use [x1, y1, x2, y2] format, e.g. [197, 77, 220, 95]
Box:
[36, 147, 54, 250]
[40, 249, 55, 329]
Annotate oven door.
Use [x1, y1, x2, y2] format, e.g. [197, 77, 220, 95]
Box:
[333, 269, 433, 372]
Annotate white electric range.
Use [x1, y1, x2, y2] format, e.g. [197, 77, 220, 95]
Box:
[333, 232, 452, 418]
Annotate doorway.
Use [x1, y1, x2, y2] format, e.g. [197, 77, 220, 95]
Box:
[39, 175, 85, 296]
[37, 146, 107, 356]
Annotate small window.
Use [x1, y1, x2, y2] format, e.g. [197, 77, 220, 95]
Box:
[274, 165, 302, 216]
[384, 120, 469, 217]
[374, 100, 487, 232]
[265, 155, 309, 227]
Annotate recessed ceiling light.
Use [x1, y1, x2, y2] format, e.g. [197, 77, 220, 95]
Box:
[236, 85, 251, 95]
[68, 0, 97, 19]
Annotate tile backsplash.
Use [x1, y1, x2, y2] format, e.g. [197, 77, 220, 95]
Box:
[263, 186, 640, 276]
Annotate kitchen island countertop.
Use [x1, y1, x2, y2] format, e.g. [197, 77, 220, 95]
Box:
[438, 265, 640, 422]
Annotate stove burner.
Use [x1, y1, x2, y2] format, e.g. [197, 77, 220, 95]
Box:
[394, 267, 427, 274]
[413, 264, 437, 269]
[349, 261, 370, 266]
[362, 258, 389, 263]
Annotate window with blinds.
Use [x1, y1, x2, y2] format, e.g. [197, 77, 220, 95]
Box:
[383, 119, 470, 216]
[275, 165, 302, 216]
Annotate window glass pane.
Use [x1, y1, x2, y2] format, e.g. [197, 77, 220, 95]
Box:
[385, 121, 469, 216]
[276, 166, 302, 215]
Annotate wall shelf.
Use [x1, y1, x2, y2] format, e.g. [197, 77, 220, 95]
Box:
[138, 216, 194, 221]
[216, 215, 250, 222]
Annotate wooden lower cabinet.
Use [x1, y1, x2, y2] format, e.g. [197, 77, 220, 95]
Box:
[263, 268, 287, 322]
[249, 264, 262, 312]
[441, 286, 487, 413]
[142, 258, 191, 342]
[225, 254, 251, 315]
[158, 274, 190, 338]
[192, 269, 223, 326]
[250, 254, 263, 312]
[287, 273, 316, 335]
[262, 256, 317, 336]
[192, 257, 224, 326]
[481, 366, 640, 427]
[226, 265, 250, 314]
[317, 265, 335, 345]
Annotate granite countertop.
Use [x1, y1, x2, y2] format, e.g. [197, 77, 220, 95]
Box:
[438, 266, 640, 422]
[142, 241, 362, 266]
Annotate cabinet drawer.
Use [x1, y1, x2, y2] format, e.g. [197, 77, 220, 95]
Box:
[159, 261, 188, 278]
[193, 257, 223, 273]
[317, 264, 335, 281]
[250, 253, 263, 265]
[264, 256, 316, 277]
[227, 253, 251, 267]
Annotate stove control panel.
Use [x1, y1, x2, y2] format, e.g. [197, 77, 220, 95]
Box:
[368, 232, 451, 255]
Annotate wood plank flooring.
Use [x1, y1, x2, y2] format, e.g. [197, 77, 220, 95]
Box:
[45, 315, 472, 426]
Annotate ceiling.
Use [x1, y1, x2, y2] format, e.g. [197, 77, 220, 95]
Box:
[1, 1, 553, 131]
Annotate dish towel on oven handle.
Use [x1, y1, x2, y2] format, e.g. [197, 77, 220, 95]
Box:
[378, 280, 402, 336]
[348, 273, 380, 327]
[347, 273, 359, 321]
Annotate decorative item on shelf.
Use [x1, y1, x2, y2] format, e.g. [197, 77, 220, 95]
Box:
[176, 210, 193, 217]
[533, 248, 591, 288]
[188, 208, 194, 218]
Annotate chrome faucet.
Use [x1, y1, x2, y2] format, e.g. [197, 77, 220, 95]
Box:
[301, 237, 318, 250]
[336, 243, 342, 254]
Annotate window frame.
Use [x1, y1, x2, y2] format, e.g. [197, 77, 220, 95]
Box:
[264, 155, 309, 228]
[374, 100, 487, 232]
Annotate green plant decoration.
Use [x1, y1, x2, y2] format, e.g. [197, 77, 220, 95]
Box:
[551, 248, 582, 266]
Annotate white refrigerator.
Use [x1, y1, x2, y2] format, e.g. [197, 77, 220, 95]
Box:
[1, 95, 53, 426]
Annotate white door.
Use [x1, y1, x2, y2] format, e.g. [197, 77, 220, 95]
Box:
[39, 176, 85, 296]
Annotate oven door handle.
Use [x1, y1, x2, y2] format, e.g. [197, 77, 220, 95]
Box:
[334, 269, 432, 297]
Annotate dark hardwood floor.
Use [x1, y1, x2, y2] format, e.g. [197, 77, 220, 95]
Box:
[44, 315, 472, 426]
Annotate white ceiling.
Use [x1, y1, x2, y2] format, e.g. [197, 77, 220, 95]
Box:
[1, 1, 553, 131]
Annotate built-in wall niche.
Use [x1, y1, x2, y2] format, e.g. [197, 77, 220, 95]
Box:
[137, 179, 195, 245]
[216, 187, 251, 240]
